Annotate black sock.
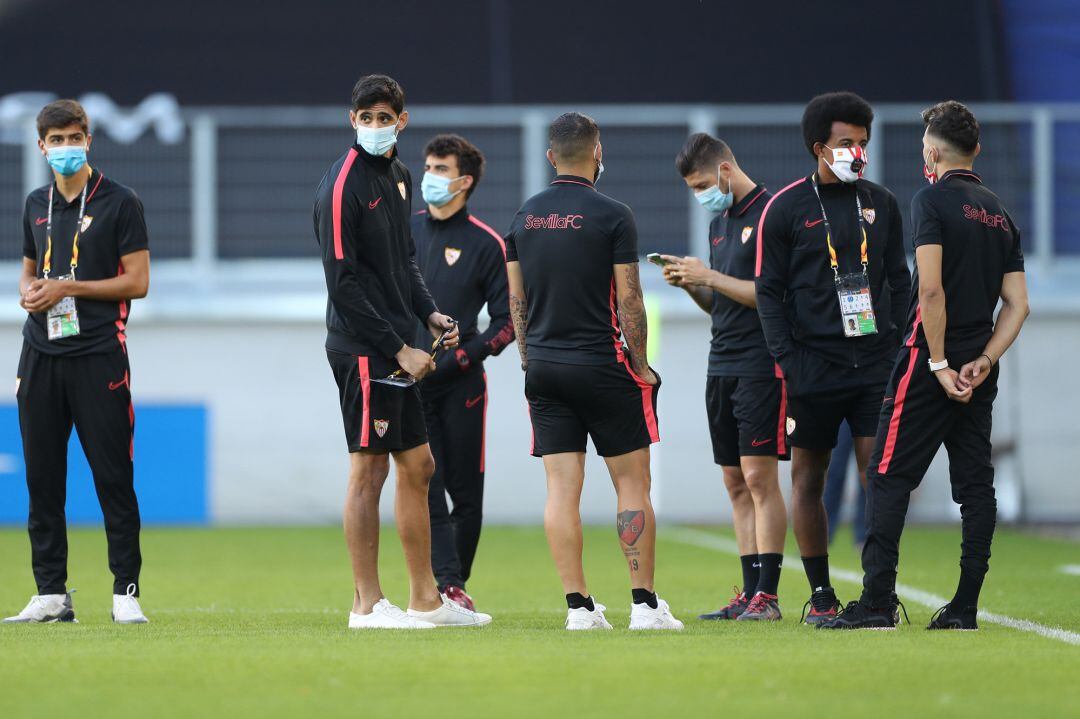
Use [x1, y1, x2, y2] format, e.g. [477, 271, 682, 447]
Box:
[756, 553, 784, 596]
[801, 555, 831, 592]
[740, 554, 761, 598]
[951, 571, 984, 610]
[566, 592, 595, 611]
[632, 588, 658, 608]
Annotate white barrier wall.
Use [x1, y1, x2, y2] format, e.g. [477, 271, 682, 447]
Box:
[2, 293, 1076, 525]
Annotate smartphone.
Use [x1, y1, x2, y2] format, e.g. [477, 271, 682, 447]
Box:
[646, 253, 669, 267]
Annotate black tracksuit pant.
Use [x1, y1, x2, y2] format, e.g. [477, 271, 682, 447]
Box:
[423, 369, 487, 590]
[861, 345, 998, 607]
[16, 343, 141, 596]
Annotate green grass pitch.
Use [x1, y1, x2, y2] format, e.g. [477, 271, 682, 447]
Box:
[1, 524, 1077, 718]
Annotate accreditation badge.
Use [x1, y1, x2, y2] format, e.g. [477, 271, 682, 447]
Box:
[46, 274, 81, 341]
[835, 271, 878, 338]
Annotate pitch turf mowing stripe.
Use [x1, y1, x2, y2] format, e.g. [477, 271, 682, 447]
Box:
[665, 526, 1080, 646]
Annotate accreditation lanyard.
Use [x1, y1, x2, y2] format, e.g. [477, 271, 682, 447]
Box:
[42, 181, 89, 280]
[808, 173, 869, 281]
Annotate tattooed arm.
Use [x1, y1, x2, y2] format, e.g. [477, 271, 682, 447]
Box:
[613, 262, 657, 385]
[507, 260, 529, 371]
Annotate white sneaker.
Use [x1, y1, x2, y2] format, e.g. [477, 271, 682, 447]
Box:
[349, 598, 436, 630]
[3, 592, 76, 623]
[565, 601, 613, 631]
[112, 584, 149, 624]
[629, 597, 684, 630]
[407, 593, 492, 627]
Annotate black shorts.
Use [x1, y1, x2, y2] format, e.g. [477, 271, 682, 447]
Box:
[786, 374, 887, 450]
[327, 350, 427, 453]
[525, 359, 660, 458]
[706, 374, 790, 466]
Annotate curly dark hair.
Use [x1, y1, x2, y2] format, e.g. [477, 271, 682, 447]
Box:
[423, 134, 485, 198]
[801, 91, 874, 157]
[922, 100, 979, 155]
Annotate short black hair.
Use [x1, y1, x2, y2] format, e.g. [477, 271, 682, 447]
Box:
[801, 91, 874, 157]
[37, 99, 89, 140]
[423, 134, 485, 199]
[548, 112, 599, 163]
[675, 133, 734, 177]
[922, 100, 979, 155]
[351, 74, 405, 114]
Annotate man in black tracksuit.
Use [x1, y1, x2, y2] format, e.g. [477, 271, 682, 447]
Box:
[314, 75, 482, 630]
[821, 101, 1028, 631]
[411, 134, 513, 610]
[755, 92, 911, 624]
[5, 100, 150, 625]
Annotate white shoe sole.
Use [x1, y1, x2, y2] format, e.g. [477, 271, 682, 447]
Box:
[112, 616, 148, 624]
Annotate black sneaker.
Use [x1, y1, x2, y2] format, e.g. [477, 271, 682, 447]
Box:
[816, 600, 901, 630]
[699, 586, 750, 620]
[801, 586, 841, 625]
[927, 604, 979, 631]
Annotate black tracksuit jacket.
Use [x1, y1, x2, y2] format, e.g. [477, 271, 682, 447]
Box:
[314, 144, 438, 359]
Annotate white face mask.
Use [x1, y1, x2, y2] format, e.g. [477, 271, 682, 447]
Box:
[355, 123, 399, 156]
[823, 145, 868, 183]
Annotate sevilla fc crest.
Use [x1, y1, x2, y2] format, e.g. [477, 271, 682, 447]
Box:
[81, 215, 94, 232]
[373, 419, 389, 438]
[786, 417, 796, 436]
[445, 247, 461, 266]
[862, 208, 876, 225]
[397, 181, 407, 200]
[741, 225, 753, 244]
[617, 510, 645, 546]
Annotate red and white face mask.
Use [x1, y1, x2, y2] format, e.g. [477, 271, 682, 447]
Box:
[824, 145, 867, 183]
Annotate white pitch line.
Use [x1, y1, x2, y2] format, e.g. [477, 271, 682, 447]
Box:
[665, 526, 1080, 646]
[1060, 565, 1080, 577]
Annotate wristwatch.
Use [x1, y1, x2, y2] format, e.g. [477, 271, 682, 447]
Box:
[928, 358, 949, 372]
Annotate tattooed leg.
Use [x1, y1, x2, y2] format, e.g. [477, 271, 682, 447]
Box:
[605, 447, 656, 591]
[542, 452, 588, 595]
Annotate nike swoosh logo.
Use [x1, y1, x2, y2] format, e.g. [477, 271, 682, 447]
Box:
[465, 395, 483, 409]
[712, 236, 724, 245]
[883, 396, 894, 402]
[804, 219, 824, 228]
[751, 438, 773, 447]
[108, 379, 128, 391]
[35, 217, 48, 226]
[368, 198, 382, 210]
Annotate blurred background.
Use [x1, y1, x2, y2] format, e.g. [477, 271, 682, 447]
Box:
[1, 0, 1077, 528]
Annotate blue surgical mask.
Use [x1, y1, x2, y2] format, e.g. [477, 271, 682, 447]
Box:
[356, 123, 399, 156]
[421, 172, 466, 208]
[694, 169, 733, 213]
[46, 145, 87, 176]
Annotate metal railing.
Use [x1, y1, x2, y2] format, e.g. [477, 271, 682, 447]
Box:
[4, 101, 1080, 282]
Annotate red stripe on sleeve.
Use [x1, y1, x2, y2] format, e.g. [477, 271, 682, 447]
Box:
[332, 149, 360, 260]
[467, 214, 507, 259]
[755, 177, 807, 277]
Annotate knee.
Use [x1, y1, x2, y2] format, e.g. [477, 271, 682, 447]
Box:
[743, 468, 778, 497]
[349, 456, 390, 494]
[790, 471, 824, 501]
[722, 469, 750, 502]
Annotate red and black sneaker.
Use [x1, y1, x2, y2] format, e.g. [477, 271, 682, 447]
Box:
[801, 586, 841, 626]
[698, 586, 750, 620]
[736, 591, 782, 622]
[441, 585, 476, 612]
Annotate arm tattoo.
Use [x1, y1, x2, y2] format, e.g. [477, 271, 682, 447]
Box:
[618, 265, 649, 372]
[509, 292, 528, 370]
